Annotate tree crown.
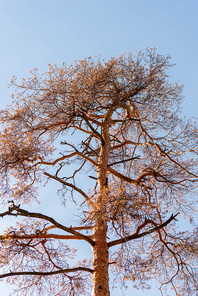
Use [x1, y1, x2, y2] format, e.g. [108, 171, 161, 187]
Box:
[0, 49, 197, 295]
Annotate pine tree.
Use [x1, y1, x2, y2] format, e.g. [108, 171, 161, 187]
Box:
[0, 49, 197, 295]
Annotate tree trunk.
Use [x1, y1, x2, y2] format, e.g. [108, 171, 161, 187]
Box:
[92, 110, 113, 295]
[92, 218, 109, 296]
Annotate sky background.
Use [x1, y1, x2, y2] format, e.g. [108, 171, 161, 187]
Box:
[0, 0, 197, 295]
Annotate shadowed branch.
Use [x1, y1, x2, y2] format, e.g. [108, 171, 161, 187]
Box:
[44, 172, 91, 204]
[0, 203, 95, 246]
[108, 213, 179, 248]
[0, 267, 94, 279]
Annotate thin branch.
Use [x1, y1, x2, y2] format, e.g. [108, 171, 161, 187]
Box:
[108, 167, 153, 191]
[44, 172, 91, 204]
[110, 118, 140, 123]
[107, 166, 172, 189]
[70, 226, 93, 230]
[0, 267, 94, 279]
[0, 205, 95, 246]
[82, 141, 99, 157]
[110, 140, 148, 151]
[79, 113, 105, 145]
[108, 213, 179, 248]
[88, 175, 97, 180]
[151, 141, 198, 179]
[107, 156, 140, 167]
[107, 167, 138, 185]
[38, 153, 78, 166]
[78, 112, 102, 126]
[0, 233, 93, 241]
[134, 110, 198, 179]
[43, 225, 93, 232]
[38, 150, 98, 169]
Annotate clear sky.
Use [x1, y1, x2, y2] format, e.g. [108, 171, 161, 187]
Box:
[0, 0, 197, 295]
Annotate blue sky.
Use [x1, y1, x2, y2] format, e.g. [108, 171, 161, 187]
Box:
[0, 0, 197, 295]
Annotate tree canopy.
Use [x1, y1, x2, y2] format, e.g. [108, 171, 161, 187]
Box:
[0, 49, 197, 296]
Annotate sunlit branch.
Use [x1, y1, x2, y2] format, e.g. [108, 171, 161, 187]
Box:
[43, 225, 93, 232]
[39, 150, 98, 168]
[107, 167, 149, 188]
[156, 226, 181, 284]
[84, 139, 144, 157]
[125, 102, 198, 179]
[108, 213, 179, 248]
[0, 233, 93, 241]
[135, 112, 198, 179]
[82, 141, 99, 157]
[72, 124, 94, 136]
[79, 113, 102, 126]
[44, 172, 91, 204]
[150, 141, 198, 179]
[69, 226, 93, 230]
[108, 155, 197, 187]
[0, 205, 95, 246]
[107, 167, 137, 184]
[79, 113, 105, 145]
[38, 153, 78, 166]
[110, 140, 148, 151]
[134, 217, 181, 272]
[0, 267, 94, 279]
[110, 118, 140, 123]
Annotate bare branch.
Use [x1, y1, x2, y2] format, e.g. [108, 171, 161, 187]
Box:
[44, 172, 91, 204]
[38, 151, 98, 169]
[0, 233, 93, 241]
[110, 118, 140, 123]
[107, 156, 140, 167]
[0, 205, 95, 246]
[108, 213, 179, 248]
[82, 141, 99, 157]
[79, 113, 105, 145]
[107, 167, 137, 184]
[0, 267, 94, 279]
[150, 141, 198, 179]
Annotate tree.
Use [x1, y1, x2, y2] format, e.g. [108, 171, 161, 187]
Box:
[0, 49, 197, 296]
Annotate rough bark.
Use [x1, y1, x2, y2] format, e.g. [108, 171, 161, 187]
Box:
[92, 110, 112, 296]
[92, 217, 109, 296]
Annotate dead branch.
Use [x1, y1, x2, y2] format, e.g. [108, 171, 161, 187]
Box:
[108, 213, 179, 248]
[0, 233, 93, 241]
[0, 267, 94, 279]
[107, 156, 140, 167]
[0, 204, 95, 246]
[44, 172, 91, 204]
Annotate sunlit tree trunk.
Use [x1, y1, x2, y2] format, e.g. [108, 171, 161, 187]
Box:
[92, 111, 112, 296]
[92, 215, 109, 296]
